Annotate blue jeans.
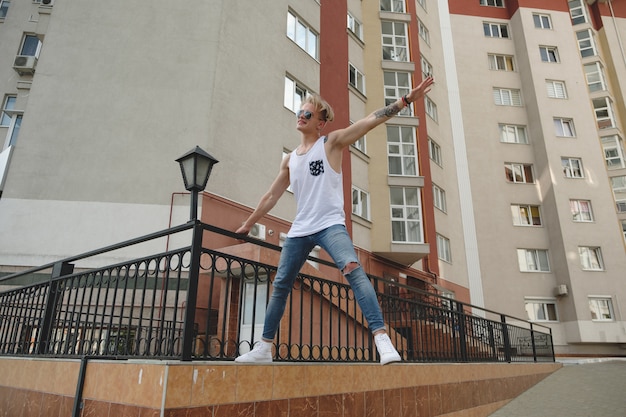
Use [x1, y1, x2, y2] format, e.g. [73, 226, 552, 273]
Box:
[262, 224, 385, 340]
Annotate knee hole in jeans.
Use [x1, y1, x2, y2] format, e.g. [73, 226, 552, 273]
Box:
[342, 262, 360, 276]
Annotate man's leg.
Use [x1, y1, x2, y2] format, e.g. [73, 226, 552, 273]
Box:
[235, 236, 313, 363]
[317, 225, 401, 365]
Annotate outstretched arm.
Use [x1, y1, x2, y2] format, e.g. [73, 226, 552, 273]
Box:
[235, 154, 291, 235]
[326, 76, 434, 150]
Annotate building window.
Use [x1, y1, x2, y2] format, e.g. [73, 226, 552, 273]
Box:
[19, 34, 42, 57]
[554, 118, 576, 137]
[380, 0, 406, 13]
[602, 135, 626, 170]
[539, 46, 559, 63]
[483, 22, 509, 39]
[589, 297, 614, 321]
[349, 63, 366, 95]
[382, 21, 409, 62]
[352, 186, 370, 220]
[517, 249, 550, 272]
[417, 0, 426, 11]
[429, 138, 442, 166]
[387, 126, 417, 176]
[1, 95, 16, 126]
[425, 96, 438, 121]
[546, 80, 567, 99]
[533, 13, 552, 29]
[621, 220, 626, 244]
[584, 62, 607, 92]
[384, 71, 412, 116]
[347, 13, 363, 41]
[284, 76, 309, 113]
[592, 97, 615, 130]
[505, 163, 534, 183]
[352, 134, 366, 154]
[493, 88, 522, 106]
[437, 234, 451, 263]
[390, 187, 423, 243]
[500, 124, 528, 144]
[0, 0, 9, 19]
[287, 11, 318, 59]
[480, 0, 504, 7]
[570, 199, 593, 222]
[579, 247, 604, 271]
[525, 299, 558, 322]
[421, 55, 433, 79]
[569, 0, 588, 25]
[576, 29, 596, 58]
[418, 19, 430, 45]
[488, 53, 515, 71]
[562, 157, 584, 178]
[511, 204, 542, 226]
[611, 176, 626, 213]
[433, 184, 446, 212]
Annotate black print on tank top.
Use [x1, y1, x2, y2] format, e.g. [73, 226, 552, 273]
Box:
[309, 160, 324, 176]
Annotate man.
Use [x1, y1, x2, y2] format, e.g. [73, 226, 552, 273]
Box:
[235, 76, 434, 365]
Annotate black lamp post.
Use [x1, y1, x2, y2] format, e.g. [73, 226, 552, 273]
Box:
[176, 146, 219, 221]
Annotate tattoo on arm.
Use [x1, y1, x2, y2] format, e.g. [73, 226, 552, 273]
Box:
[374, 102, 402, 119]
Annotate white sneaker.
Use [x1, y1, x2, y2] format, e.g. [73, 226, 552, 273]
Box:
[235, 340, 273, 363]
[374, 333, 401, 365]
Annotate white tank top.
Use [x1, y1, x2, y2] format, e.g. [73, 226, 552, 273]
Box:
[287, 136, 345, 237]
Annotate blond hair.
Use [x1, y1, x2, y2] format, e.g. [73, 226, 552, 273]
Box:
[303, 94, 335, 122]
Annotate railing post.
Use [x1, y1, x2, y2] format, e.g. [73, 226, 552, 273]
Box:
[181, 220, 202, 361]
[500, 314, 512, 362]
[37, 261, 74, 354]
[455, 301, 468, 361]
[530, 323, 538, 362]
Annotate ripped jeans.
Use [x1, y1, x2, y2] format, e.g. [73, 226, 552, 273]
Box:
[262, 224, 385, 341]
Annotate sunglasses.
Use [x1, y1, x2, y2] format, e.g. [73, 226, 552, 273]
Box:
[297, 110, 314, 120]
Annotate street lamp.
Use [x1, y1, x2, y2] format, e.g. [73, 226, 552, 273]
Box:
[176, 146, 219, 221]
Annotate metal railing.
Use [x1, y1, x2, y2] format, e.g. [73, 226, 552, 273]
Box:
[0, 221, 554, 363]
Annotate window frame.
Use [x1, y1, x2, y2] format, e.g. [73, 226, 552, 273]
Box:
[286, 10, 319, 60]
[589, 297, 615, 321]
[533, 13, 552, 29]
[284, 76, 310, 114]
[432, 183, 446, 213]
[584, 62, 607, 92]
[493, 88, 522, 106]
[418, 19, 430, 45]
[511, 204, 542, 226]
[546, 80, 567, 99]
[554, 118, 576, 137]
[570, 199, 594, 222]
[483, 22, 510, 39]
[0, 0, 9, 19]
[576, 29, 597, 58]
[480, 0, 504, 7]
[390, 186, 424, 243]
[592, 97, 616, 130]
[505, 162, 534, 184]
[351, 185, 370, 220]
[602, 135, 626, 170]
[562, 157, 584, 178]
[348, 63, 366, 95]
[499, 124, 528, 144]
[380, 0, 406, 13]
[488, 53, 515, 71]
[525, 299, 559, 322]
[387, 125, 418, 176]
[429, 137, 442, 166]
[517, 249, 550, 272]
[539, 46, 559, 63]
[381, 20, 409, 62]
[569, 0, 588, 25]
[384, 71, 412, 116]
[579, 246, 604, 271]
[347, 12, 363, 41]
[437, 234, 452, 263]
[425, 96, 438, 121]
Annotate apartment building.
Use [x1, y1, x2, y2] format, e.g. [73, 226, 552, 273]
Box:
[1, 0, 625, 355]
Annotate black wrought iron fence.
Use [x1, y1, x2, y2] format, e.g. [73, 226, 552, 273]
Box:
[0, 221, 554, 363]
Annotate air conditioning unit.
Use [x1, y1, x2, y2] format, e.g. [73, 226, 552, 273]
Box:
[13, 55, 37, 75]
[249, 223, 266, 240]
[41, 0, 54, 5]
[554, 284, 568, 297]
